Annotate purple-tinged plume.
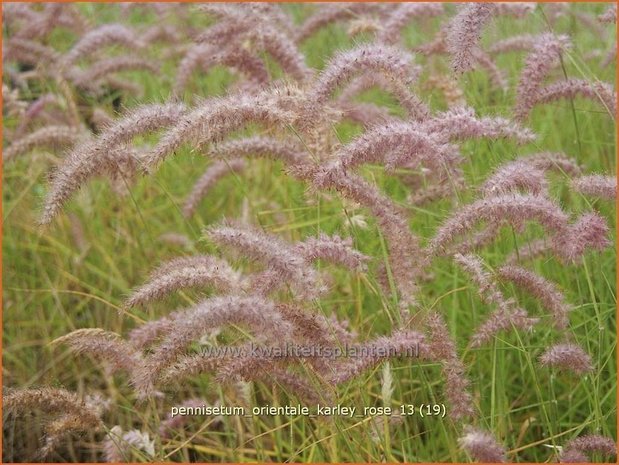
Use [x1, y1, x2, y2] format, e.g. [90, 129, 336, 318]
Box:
[539, 342, 593, 374]
[135, 295, 293, 397]
[124, 255, 242, 308]
[3, 125, 83, 162]
[425, 312, 475, 420]
[498, 265, 570, 329]
[598, 4, 617, 23]
[514, 33, 571, 120]
[560, 434, 617, 462]
[430, 194, 570, 256]
[378, 3, 445, 45]
[553, 212, 611, 263]
[61, 24, 143, 66]
[422, 106, 536, 144]
[459, 426, 507, 463]
[454, 253, 539, 347]
[446, 3, 496, 74]
[571, 174, 617, 200]
[183, 159, 246, 218]
[308, 44, 421, 109]
[52, 328, 142, 374]
[329, 330, 427, 384]
[40, 103, 186, 225]
[532, 79, 616, 117]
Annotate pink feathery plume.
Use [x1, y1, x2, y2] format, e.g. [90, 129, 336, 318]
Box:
[329, 330, 427, 384]
[443, 221, 503, 256]
[145, 91, 297, 171]
[196, 12, 247, 45]
[430, 194, 570, 256]
[207, 221, 324, 299]
[488, 34, 537, 56]
[207, 221, 306, 274]
[514, 33, 571, 120]
[14, 93, 66, 138]
[423, 74, 466, 109]
[532, 79, 616, 117]
[415, 26, 506, 91]
[199, 4, 311, 82]
[159, 351, 226, 386]
[318, 121, 459, 176]
[102, 76, 144, 98]
[325, 314, 358, 345]
[123, 255, 242, 308]
[40, 103, 187, 225]
[295, 233, 369, 271]
[525, 151, 582, 176]
[471, 49, 509, 91]
[539, 342, 593, 374]
[454, 253, 539, 347]
[292, 166, 425, 311]
[494, 3, 536, 18]
[425, 312, 475, 420]
[174, 43, 270, 96]
[158, 233, 193, 249]
[250, 3, 297, 37]
[102, 426, 156, 462]
[12, 3, 65, 40]
[90, 108, 114, 133]
[543, 3, 570, 24]
[57, 4, 91, 33]
[215, 350, 329, 405]
[347, 17, 381, 38]
[337, 72, 430, 121]
[183, 159, 246, 218]
[3, 125, 83, 162]
[208, 136, 308, 166]
[553, 212, 611, 263]
[602, 43, 617, 68]
[129, 316, 176, 350]
[308, 44, 421, 109]
[407, 175, 467, 206]
[560, 434, 617, 463]
[378, 3, 445, 45]
[276, 303, 357, 347]
[446, 3, 496, 74]
[573, 11, 607, 40]
[498, 265, 571, 329]
[134, 295, 294, 397]
[266, 367, 329, 405]
[52, 329, 142, 374]
[598, 4, 617, 23]
[296, 3, 385, 43]
[173, 44, 213, 95]
[481, 160, 548, 197]
[4, 387, 102, 460]
[3, 38, 61, 67]
[142, 22, 183, 46]
[422, 106, 536, 144]
[3, 3, 40, 25]
[504, 238, 551, 265]
[70, 55, 158, 90]
[507, 210, 610, 264]
[459, 426, 507, 463]
[337, 101, 395, 128]
[62, 24, 143, 66]
[414, 31, 448, 57]
[571, 174, 617, 200]
[2, 84, 27, 119]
